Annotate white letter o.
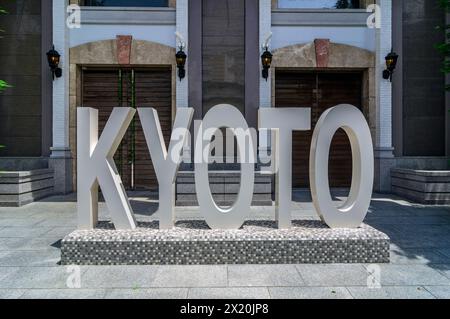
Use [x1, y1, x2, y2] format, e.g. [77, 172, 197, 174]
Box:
[194, 104, 256, 230]
[310, 104, 374, 228]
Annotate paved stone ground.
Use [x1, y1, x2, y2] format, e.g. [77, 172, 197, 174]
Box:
[1, 190, 450, 299]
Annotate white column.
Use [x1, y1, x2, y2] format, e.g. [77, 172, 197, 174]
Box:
[374, 0, 395, 192]
[176, 0, 189, 108]
[259, 0, 272, 109]
[259, 0, 272, 161]
[52, 0, 70, 156]
[50, 0, 72, 194]
[176, 0, 190, 162]
[446, 12, 450, 157]
[375, 0, 393, 153]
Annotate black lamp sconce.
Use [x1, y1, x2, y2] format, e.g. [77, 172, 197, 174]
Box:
[176, 45, 187, 81]
[261, 46, 273, 81]
[382, 50, 399, 82]
[46, 45, 62, 80]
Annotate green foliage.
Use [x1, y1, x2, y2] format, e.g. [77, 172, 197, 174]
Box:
[0, 7, 9, 92]
[0, 6, 8, 152]
[0, 80, 11, 92]
[335, 0, 359, 9]
[0, 6, 6, 34]
[438, 0, 450, 10]
[436, 0, 450, 90]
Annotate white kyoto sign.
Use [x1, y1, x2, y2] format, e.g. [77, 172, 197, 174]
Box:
[77, 104, 374, 231]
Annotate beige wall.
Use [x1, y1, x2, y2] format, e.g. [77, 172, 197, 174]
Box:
[272, 0, 375, 9]
[70, 0, 177, 7]
[271, 42, 376, 140]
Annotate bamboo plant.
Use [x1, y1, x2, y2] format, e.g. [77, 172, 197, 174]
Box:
[0, 7, 10, 92]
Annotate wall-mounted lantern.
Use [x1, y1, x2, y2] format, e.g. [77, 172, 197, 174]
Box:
[261, 46, 273, 81]
[382, 50, 399, 82]
[176, 46, 187, 81]
[46, 45, 62, 80]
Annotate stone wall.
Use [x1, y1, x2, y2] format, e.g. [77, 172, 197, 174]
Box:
[0, 0, 42, 156]
[402, 0, 446, 157]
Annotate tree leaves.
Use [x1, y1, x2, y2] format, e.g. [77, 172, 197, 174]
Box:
[436, 1, 450, 90]
[0, 80, 11, 92]
[438, 0, 450, 11]
[0, 7, 8, 92]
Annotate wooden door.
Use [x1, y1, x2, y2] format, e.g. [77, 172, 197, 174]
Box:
[81, 67, 172, 191]
[275, 70, 363, 188]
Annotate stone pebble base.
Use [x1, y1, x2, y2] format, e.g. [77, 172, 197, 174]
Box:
[61, 220, 390, 265]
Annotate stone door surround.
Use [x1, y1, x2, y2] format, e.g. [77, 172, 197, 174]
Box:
[271, 41, 376, 141]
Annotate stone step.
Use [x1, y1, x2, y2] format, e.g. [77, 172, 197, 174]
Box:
[176, 171, 273, 206]
[176, 183, 271, 194]
[392, 177, 450, 193]
[0, 169, 55, 207]
[391, 168, 450, 204]
[0, 187, 55, 207]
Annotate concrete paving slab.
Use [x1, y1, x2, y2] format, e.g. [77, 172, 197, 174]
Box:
[0, 289, 25, 299]
[188, 287, 270, 299]
[20, 289, 107, 299]
[1, 237, 63, 251]
[424, 286, 450, 299]
[364, 264, 450, 286]
[151, 266, 228, 288]
[0, 267, 84, 289]
[0, 266, 20, 282]
[437, 249, 450, 259]
[81, 266, 160, 289]
[41, 227, 76, 238]
[105, 288, 188, 299]
[36, 218, 78, 227]
[389, 248, 450, 265]
[0, 218, 44, 227]
[435, 265, 450, 280]
[269, 287, 353, 299]
[295, 265, 370, 287]
[347, 286, 435, 299]
[228, 265, 304, 287]
[1, 193, 450, 299]
[0, 227, 54, 238]
[0, 250, 61, 267]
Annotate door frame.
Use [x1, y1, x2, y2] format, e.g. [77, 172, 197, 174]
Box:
[75, 65, 174, 191]
[273, 67, 372, 138]
[274, 68, 369, 189]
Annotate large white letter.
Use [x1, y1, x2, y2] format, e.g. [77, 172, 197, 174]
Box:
[310, 104, 374, 228]
[77, 107, 137, 230]
[195, 104, 256, 230]
[259, 108, 311, 229]
[139, 108, 194, 229]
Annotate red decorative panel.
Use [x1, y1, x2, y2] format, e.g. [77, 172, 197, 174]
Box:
[314, 39, 330, 68]
[117, 35, 132, 65]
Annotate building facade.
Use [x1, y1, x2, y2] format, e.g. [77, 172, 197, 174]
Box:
[0, 0, 448, 205]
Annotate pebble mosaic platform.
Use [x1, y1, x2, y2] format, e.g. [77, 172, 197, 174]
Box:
[60, 220, 390, 265]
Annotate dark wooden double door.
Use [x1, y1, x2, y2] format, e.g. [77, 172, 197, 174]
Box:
[81, 68, 172, 191]
[275, 71, 363, 188]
